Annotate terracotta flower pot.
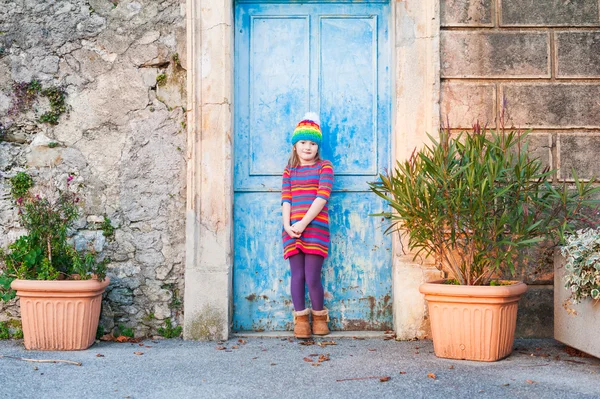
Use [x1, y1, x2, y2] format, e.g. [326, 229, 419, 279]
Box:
[419, 280, 527, 362]
[11, 277, 110, 351]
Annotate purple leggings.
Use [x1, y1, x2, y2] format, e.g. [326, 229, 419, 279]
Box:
[289, 252, 325, 311]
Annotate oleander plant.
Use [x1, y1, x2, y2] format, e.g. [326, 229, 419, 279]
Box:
[0, 171, 108, 302]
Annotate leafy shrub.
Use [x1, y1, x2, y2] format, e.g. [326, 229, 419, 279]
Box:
[561, 228, 600, 304]
[0, 172, 108, 301]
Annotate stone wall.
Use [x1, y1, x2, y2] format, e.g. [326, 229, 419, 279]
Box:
[440, 0, 600, 337]
[0, 0, 187, 338]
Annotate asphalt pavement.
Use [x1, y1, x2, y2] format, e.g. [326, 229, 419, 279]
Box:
[1, 336, 599, 399]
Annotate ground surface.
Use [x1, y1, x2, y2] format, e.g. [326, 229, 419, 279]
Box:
[0, 337, 599, 398]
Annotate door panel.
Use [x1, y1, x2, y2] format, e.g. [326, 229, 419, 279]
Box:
[233, 1, 392, 331]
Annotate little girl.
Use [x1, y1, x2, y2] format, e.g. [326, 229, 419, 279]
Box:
[281, 112, 334, 338]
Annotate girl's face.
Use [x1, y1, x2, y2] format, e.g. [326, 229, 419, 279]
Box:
[295, 140, 319, 164]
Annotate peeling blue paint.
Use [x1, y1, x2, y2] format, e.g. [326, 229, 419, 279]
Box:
[233, 1, 392, 331]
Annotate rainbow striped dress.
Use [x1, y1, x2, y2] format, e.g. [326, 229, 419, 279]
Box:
[281, 160, 334, 259]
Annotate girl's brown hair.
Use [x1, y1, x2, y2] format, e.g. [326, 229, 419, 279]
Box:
[287, 144, 322, 168]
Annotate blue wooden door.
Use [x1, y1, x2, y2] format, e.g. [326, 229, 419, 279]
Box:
[233, 1, 392, 331]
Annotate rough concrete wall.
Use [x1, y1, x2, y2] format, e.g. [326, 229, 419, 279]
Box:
[0, 0, 187, 338]
[440, 0, 600, 337]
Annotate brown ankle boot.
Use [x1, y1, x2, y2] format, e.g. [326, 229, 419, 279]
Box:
[312, 308, 330, 335]
[293, 308, 312, 338]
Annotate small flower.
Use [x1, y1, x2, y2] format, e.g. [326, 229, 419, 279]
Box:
[67, 175, 74, 182]
[16, 197, 23, 205]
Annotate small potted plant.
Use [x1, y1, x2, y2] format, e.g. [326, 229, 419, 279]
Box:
[369, 119, 599, 361]
[554, 228, 600, 358]
[0, 171, 109, 350]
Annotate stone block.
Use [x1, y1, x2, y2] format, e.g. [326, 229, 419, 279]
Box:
[500, 0, 600, 26]
[515, 285, 553, 338]
[501, 84, 600, 128]
[442, 31, 549, 78]
[525, 133, 552, 171]
[558, 133, 600, 180]
[441, 0, 493, 26]
[441, 82, 496, 129]
[183, 269, 231, 340]
[556, 31, 600, 77]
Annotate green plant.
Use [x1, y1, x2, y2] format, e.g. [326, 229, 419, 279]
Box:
[369, 120, 599, 286]
[158, 318, 182, 338]
[143, 312, 155, 322]
[0, 322, 9, 339]
[118, 323, 134, 338]
[156, 73, 167, 86]
[8, 172, 34, 202]
[172, 53, 181, 67]
[12, 328, 23, 339]
[101, 216, 115, 237]
[8, 81, 67, 125]
[0, 172, 108, 301]
[96, 325, 105, 339]
[561, 228, 600, 305]
[48, 142, 59, 148]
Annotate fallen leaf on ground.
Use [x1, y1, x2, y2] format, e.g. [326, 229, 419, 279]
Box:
[353, 336, 365, 340]
[525, 380, 536, 384]
[318, 354, 330, 362]
[133, 352, 144, 355]
[216, 346, 227, 350]
[380, 376, 391, 382]
[309, 353, 318, 357]
[564, 346, 593, 358]
[138, 343, 144, 346]
[299, 341, 315, 346]
[311, 363, 321, 367]
[252, 357, 258, 360]
[145, 346, 152, 348]
[368, 348, 377, 352]
[270, 363, 277, 366]
[238, 339, 247, 344]
[304, 357, 313, 362]
[96, 354, 104, 357]
[399, 371, 406, 375]
[503, 383, 510, 387]
[317, 341, 336, 347]
[427, 373, 436, 380]
[115, 336, 142, 343]
[232, 345, 239, 349]
[448, 365, 454, 369]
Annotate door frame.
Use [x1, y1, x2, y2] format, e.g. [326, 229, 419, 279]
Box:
[183, 0, 441, 340]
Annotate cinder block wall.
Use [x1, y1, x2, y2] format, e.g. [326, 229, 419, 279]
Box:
[440, 0, 600, 337]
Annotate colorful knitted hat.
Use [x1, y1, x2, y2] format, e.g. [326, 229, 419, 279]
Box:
[292, 112, 322, 146]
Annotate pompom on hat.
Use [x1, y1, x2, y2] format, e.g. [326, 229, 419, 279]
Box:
[292, 112, 322, 146]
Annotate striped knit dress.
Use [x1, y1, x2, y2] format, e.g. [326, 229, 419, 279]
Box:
[281, 160, 334, 259]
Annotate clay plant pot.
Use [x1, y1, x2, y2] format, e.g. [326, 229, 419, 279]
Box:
[419, 280, 527, 362]
[11, 277, 110, 350]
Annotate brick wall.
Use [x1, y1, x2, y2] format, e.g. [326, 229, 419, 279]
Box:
[440, 0, 600, 337]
